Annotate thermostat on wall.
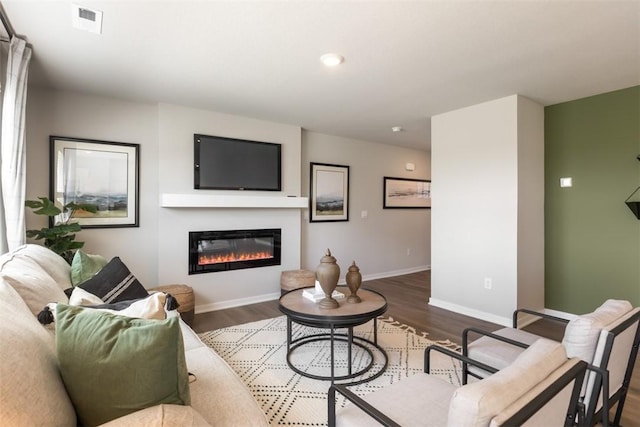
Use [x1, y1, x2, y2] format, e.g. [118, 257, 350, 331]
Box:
[560, 177, 573, 188]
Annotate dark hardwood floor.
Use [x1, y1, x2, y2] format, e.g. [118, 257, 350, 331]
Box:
[193, 270, 639, 426]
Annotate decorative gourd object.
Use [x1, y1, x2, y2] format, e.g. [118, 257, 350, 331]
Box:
[345, 261, 362, 303]
[315, 249, 340, 309]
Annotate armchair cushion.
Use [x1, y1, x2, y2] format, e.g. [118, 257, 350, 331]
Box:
[582, 307, 640, 408]
[562, 299, 632, 361]
[335, 373, 456, 426]
[466, 328, 540, 377]
[449, 339, 567, 426]
[488, 358, 583, 427]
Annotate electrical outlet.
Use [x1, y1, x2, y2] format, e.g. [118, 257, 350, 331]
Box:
[484, 278, 492, 290]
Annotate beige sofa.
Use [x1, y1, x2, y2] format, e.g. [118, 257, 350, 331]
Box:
[0, 244, 269, 426]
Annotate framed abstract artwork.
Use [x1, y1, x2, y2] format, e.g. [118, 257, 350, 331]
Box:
[383, 177, 431, 209]
[310, 162, 349, 222]
[50, 136, 140, 228]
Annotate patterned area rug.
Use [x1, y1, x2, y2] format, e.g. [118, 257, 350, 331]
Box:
[199, 315, 462, 426]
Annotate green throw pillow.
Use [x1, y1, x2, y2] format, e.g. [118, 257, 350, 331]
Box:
[55, 304, 190, 426]
[70, 250, 108, 286]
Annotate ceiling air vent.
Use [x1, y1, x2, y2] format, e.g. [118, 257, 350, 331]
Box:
[71, 4, 103, 34]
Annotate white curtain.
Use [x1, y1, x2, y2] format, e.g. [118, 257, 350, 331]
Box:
[0, 36, 31, 253]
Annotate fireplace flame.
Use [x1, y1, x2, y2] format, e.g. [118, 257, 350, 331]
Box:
[198, 251, 273, 265]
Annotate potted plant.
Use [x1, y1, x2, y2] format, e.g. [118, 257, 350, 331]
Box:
[25, 196, 97, 264]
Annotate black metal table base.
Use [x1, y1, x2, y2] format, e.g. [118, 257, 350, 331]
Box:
[286, 319, 389, 386]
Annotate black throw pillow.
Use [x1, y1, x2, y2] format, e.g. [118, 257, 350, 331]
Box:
[78, 257, 148, 303]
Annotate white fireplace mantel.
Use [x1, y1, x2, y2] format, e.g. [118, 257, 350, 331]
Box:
[160, 193, 308, 209]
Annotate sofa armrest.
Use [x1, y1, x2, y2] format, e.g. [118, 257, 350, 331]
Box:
[328, 384, 401, 427]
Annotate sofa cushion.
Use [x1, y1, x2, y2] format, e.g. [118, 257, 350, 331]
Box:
[56, 304, 190, 426]
[562, 299, 632, 362]
[69, 285, 104, 305]
[99, 404, 212, 427]
[88, 293, 168, 319]
[0, 281, 76, 426]
[448, 338, 567, 427]
[70, 249, 108, 286]
[0, 249, 69, 316]
[15, 243, 73, 289]
[78, 256, 148, 303]
[185, 347, 269, 426]
[41, 292, 170, 326]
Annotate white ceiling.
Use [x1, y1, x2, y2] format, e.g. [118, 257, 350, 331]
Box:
[2, 1, 639, 151]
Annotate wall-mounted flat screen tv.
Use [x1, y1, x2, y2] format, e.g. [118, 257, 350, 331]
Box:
[194, 134, 282, 191]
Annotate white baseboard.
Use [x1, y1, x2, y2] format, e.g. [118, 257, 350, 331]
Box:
[359, 265, 430, 283]
[195, 265, 431, 314]
[195, 292, 281, 314]
[541, 308, 577, 321]
[428, 298, 512, 327]
[428, 299, 578, 329]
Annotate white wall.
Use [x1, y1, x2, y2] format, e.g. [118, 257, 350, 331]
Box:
[156, 104, 303, 311]
[24, 88, 431, 312]
[430, 95, 543, 325]
[25, 88, 160, 286]
[516, 96, 545, 310]
[302, 131, 431, 279]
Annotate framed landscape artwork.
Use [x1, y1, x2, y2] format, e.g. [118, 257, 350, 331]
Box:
[383, 177, 431, 209]
[50, 136, 140, 228]
[310, 162, 349, 222]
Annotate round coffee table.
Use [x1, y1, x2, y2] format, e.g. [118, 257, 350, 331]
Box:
[278, 287, 388, 385]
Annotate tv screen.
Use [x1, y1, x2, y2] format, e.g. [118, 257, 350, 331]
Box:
[194, 134, 282, 191]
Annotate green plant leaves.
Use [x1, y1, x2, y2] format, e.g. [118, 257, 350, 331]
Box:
[25, 197, 61, 216]
[25, 197, 94, 264]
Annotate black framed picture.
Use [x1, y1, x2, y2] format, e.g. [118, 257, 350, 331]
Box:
[310, 162, 349, 222]
[50, 136, 140, 228]
[383, 177, 431, 209]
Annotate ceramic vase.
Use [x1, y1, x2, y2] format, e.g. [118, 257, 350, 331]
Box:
[315, 249, 340, 309]
[345, 261, 362, 303]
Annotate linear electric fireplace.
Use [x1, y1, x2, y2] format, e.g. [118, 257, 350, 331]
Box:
[189, 228, 281, 275]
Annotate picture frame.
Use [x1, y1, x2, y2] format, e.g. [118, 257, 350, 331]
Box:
[383, 177, 431, 209]
[50, 136, 140, 228]
[310, 162, 349, 222]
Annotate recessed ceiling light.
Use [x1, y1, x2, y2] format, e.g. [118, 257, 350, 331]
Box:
[320, 53, 344, 67]
[392, 126, 403, 132]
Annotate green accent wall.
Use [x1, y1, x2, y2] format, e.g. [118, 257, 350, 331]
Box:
[545, 86, 640, 313]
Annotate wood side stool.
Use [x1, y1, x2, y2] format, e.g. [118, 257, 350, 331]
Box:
[150, 284, 195, 326]
[280, 269, 315, 295]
